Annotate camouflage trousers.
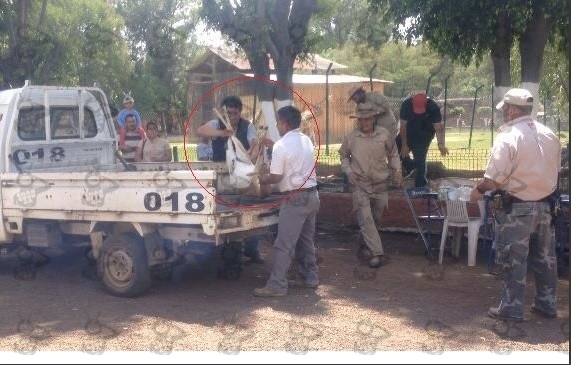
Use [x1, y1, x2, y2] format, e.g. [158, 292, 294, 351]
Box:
[494, 201, 558, 318]
[353, 188, 388, 256]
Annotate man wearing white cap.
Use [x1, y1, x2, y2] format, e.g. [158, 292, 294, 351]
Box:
[339, 102, 402, 268]
[470, 88, 561, 322]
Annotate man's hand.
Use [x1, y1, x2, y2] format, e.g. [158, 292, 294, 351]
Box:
[469, 188, 482, 202]
[219, 129, 234, 137]
[260, 137, 274, 148]
[400, 145, 410, 158]
[438, 144, 449, 157]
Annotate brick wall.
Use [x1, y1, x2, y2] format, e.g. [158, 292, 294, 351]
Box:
[318, 191, 482, 231]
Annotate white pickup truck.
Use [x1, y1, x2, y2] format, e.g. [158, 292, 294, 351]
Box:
[0, 82, 280, 297]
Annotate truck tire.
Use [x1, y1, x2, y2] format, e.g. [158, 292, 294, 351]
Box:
[98, 233, 151, 297]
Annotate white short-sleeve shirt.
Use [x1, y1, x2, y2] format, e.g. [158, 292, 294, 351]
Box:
[270, 128, 317, 192]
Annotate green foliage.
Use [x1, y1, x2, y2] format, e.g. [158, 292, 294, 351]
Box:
[310, 0, 393, 51]
[370, 0, 568, 68]
[0, 0, 131, 91]
[322, 41, 492, 98]
[113, 0, 201, 122]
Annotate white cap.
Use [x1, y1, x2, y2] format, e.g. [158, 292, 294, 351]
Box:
[495, 88, 534, 110]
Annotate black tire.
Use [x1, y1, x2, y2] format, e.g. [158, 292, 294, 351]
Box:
[98, 233, 151, 297]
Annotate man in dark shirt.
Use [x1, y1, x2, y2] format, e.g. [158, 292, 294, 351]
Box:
[399, 92, 448, 188]
[197, 96, 263, 264]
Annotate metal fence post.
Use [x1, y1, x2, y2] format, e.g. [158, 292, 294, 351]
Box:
[172, 145, 179, 162]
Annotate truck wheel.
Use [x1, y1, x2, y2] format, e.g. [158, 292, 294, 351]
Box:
[99, 233, 151, 297]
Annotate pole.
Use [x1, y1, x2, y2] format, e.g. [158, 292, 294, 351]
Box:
[369, 63, 377, 91]
[443, 75, 451, 137]
[468, 84, 483, 149]
[490, 84, 494, 147]
[325, 62, 333, 155]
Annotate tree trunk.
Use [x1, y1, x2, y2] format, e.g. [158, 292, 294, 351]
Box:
[490, 11, 512, 108]
[519, 7, 556, 118]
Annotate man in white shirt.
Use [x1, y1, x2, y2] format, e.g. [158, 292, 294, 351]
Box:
[253, 106, 320, 297]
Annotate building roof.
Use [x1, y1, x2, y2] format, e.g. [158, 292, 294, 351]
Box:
[187, 47, 349, 73]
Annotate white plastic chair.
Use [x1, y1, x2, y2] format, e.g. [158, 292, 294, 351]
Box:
[438, 199, 485, 266]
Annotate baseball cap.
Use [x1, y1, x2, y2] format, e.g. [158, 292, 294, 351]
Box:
[495, 88, 534, 110]
[123, 96, 134, 104]
[347, 86, 365, 102]
[350, 102, 377, 119]
[412, 93, 427, 114]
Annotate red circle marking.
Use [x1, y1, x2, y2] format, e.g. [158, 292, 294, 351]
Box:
[183, 75, 321, 209]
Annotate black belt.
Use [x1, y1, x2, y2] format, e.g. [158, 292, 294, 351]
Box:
[279, 186, 317, 195]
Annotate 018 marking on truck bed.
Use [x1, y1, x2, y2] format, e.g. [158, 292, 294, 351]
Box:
[142, 191, 205, 212]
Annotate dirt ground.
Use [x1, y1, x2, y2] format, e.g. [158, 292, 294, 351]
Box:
[0, 222, 568, 361]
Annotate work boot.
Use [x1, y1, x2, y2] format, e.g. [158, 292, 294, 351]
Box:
[530, 304, 557, 319]
[252, 286, 287, 297]
[487, 306, 524, 322]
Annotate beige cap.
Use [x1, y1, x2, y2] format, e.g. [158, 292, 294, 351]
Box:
[496, 88, 533, 110]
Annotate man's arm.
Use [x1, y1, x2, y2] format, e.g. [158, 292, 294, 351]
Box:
[197, 120, 233, 138]
[339, 135, 357, 185]
[260, 143, 284, 185]
[470, 177, 499, 201]
[386, 136, 402, 187]
[433, 122, 449, 156]
[163, 140, 172, 161]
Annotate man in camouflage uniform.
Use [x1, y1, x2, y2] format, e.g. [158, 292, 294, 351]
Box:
[340, 102, 402, 268]
[470, 88, 561, 322]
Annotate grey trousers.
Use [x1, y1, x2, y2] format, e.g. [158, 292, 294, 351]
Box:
[266, 190, 320, 291]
